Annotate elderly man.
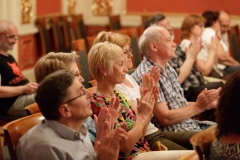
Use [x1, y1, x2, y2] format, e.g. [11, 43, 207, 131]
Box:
[218, 10, 231, 49]
[0, 20, 37, 117]
[132, 25, 220, 132]
[17, 70, 128, 160]
[143, 13, 223, 102]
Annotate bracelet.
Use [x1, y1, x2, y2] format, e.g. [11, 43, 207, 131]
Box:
[137, 117, 145, 128]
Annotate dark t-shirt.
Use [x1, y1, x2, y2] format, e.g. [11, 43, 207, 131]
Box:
[0, 54, 29, 115]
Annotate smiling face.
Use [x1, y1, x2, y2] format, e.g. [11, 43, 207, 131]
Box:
[0, 24, 18, 51]
[106, 55, 127, 84]
[64, 77, 92, 120]
[122, 45, 133, 69]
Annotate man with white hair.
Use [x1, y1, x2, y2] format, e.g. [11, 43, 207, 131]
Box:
[132, 25, 220, 132]
[0, 20, 37, 117]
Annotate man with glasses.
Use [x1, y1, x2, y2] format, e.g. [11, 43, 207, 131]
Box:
[0, 20, 37, 117]
[17, 70, 128, 160]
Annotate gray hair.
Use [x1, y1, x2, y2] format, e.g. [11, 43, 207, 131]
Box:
[139, 25, 165, 55]
[0, 20, 16, 34]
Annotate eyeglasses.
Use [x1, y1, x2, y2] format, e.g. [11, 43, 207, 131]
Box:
[62, 86, 86, 104]
[123, 47, 132, 55]
[6, 34, 19, 40]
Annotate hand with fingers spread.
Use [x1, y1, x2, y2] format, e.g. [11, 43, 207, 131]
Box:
[149, 66, 161, 85]
[97, 122, 128, 160]
[137, 86, 158, 120]
[186, 38, 202, 60]
[108, 98, 123, 129]
[196, 87, 221, 110]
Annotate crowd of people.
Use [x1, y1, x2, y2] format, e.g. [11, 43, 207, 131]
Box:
[1, 9, 240, 160]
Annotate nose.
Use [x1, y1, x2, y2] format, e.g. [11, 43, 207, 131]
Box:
[171, 41, 176, 47]
[86, 89, 92, 97]
[123, 64, 128, 73]
[79, 76, 84, 83]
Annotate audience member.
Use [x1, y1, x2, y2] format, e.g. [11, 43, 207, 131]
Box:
[88, 41, 194, 159]
[0, 20, 37, 117]
[93, 31, 198, 150]
[179, 14, 224, 101]
[209, 71, 240, 160]
[132, 25, 220, 132]
[201, 11, 240, 75]
[144, 13, 223, 102]
[218, 10, 231, 51]
[17, 70, 128, 160]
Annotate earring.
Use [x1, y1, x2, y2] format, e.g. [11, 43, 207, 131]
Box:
[103, 73, 107, 76]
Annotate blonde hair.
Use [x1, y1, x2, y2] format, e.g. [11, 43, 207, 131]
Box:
[88, 41, 124, 81]
[92, 31, 131, 48]
[34, 52, 79, 83]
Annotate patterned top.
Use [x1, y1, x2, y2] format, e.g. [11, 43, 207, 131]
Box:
[83, 117, 96, 143]
[168, 45, 204, 91]
[209, 139, 240, 160]
[91, 90, 151, 160]
[131, 56, 200, 132]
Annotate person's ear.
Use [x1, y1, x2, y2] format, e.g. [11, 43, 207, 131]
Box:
[150, 42, 158, 51]
[59, 104, 71, 118]
[99, 63, 107, 76]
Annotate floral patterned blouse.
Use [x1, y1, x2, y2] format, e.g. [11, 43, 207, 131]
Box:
[91, 90, 151, 160]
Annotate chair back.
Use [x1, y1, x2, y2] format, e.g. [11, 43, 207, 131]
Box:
[229, 25, 240, 62]
[36, 17, 52, 56]
[109, 15, 122, 30]
[3, 113, 44, 160]
[190, 125, 217, 160]
[24, 103, 40, 115]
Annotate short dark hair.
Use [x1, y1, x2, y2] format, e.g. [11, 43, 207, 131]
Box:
[216, 71, 240, 138]
[202, 10, 219, 27]
[35, 70, 75, 120]
[144, 13, 165, 29]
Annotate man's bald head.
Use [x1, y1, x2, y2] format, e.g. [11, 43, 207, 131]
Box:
[218, 10, 231, 35]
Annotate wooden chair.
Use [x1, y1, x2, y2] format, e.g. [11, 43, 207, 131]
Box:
[24, 103, 40, 115]
[71, 38, 93, 88]
[228, 25, 240, 62]
[109, 15, 122, 30]
[3, 113, 44, 160]
[60, 15, 73, 52]
[49, 16, 65, 52]
[178, 151, 199, 160]
[36, 17, 53, 56]
[190, 125, 217, 160]
[86, 36, 97, 51]
[73, 14, 87, 39]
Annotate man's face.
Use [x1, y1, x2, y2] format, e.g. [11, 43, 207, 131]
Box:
[156, 29, 176, 60]
[219, 12, 231, 35]
[0, 25, 18, 51]
[156, 18, 174, 40]
[65, 77, 92, 120]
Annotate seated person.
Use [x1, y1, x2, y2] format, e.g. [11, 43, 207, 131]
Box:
[16, 70, 128, 160]
[93, 31, 198, 150]
[144, 13, 223, 102]
[88, 41, 195, 160]
[0, 20, 37, 117]
[132, 25, 220, 132]
[200, 11, 240, 78]
[209, 71, 240, 160]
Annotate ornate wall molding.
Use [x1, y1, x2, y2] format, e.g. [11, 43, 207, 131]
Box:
[68, 0, 76, 15]
[21, 0, 32, 24]
[91, 0, 112, 16]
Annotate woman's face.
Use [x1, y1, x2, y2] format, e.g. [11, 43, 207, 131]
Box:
[190, 23, 205, 38]
[107, 55, 128, 84]
[122, 45, 133, 69]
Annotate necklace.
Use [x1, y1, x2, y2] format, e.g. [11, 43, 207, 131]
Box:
[97, 88, 115, 98]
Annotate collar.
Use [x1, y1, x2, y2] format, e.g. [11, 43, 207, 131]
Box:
[44, 119, 88, 141]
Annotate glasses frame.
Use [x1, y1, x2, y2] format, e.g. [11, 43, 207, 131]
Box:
[123, 47, 132, 55]
[62, 87, 87, 104]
